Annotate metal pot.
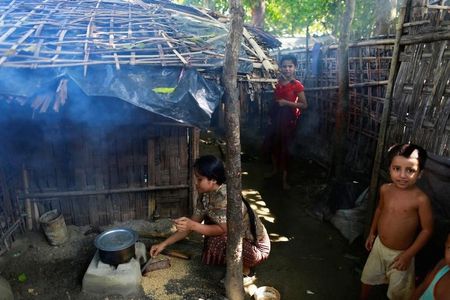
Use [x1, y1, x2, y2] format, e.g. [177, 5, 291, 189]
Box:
[94, 228, 138, 266]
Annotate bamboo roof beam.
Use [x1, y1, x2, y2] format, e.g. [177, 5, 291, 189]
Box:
[160, 30, 188, 65]
[50, 30, 67, 63]
[83, 0, 102, 76]
[127, 2, 136, 65]
[0, 1, 46, 44]
[158, 44, 166, 66]
[109, 4, 120, 70]
[0, 28, 35, 65]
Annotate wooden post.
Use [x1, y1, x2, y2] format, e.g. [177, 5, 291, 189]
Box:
[147, 138, 157, 219]
[188, 127, 200, 214]
[223, 0, 245, 298]
[331, 0, 355, 178]
[21, 164, 33, 230]
[366, 0, 412, 235]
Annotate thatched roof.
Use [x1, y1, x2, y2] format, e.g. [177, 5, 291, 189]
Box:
[0, 0, 280, 127]
[0, 0, 277, 76]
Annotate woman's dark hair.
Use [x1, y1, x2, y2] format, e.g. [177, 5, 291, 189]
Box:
[387, 143, 427, 171]
[280, 54, 298, 67]
[193, 155, 226, 184]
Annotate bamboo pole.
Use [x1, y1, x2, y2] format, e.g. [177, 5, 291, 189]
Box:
[18, 184, 189, 199]
[366, 0, 412, 236]
[305, 80, 390, 91]
[400, 30, 450, 45]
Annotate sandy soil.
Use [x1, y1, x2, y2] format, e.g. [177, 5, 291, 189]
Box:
[0, 136, 374, 300]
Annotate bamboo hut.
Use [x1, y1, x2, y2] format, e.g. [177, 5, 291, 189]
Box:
[0, 0, 278, 253]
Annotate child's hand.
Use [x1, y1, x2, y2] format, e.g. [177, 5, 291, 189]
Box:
[277, 99, 289, 107]
[174, 217, 193, 232]
[365, 234, 376, 251]
[390, 252, 412, 271]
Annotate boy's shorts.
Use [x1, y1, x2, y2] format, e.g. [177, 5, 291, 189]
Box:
[361, 236, 414, 300]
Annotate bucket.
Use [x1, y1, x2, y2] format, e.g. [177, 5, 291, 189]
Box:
[253, 286, 281, 300]
[39, 209, 68, 246]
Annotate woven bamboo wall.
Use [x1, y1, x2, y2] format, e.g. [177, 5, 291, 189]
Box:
[0, 96, 196, 229]
[386, 0, 450, 156]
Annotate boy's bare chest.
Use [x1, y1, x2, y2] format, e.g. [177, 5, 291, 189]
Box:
[383, 195, 418, 215]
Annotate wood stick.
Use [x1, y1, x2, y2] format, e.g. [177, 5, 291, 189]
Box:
[161, 249, 191, 260]
[142, 258, 171, 275]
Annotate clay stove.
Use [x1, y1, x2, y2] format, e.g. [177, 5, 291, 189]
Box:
[82, 242, 147, 298]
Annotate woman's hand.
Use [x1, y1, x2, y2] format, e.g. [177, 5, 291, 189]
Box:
[174, 217, 195, 232]
[150, 242, 167, 257]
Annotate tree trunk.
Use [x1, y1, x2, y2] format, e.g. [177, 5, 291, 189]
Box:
[223, 0, 245, 299]
[251, 0, 265, 28]
[331, 0, 355, 179]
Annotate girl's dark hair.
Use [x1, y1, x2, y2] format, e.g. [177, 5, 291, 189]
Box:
[193, 155, 226, 184]
[387, 143, 427, 171]
[280, 54, 297, 67]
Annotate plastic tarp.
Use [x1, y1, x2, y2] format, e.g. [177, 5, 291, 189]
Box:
[0, 65, 223, 128]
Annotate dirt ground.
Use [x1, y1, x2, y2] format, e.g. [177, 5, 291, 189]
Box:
[0, 135, 378, 300]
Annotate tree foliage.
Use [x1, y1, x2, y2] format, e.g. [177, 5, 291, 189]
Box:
[176, 0, 393, 38]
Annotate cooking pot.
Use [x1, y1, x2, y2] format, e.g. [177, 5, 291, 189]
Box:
[94, 228, 138, 266]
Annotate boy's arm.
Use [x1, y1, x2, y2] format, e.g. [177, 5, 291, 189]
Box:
[391, 194, 433, 270]
[365, 185, 386, 251]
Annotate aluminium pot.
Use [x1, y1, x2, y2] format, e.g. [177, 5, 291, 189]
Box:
[94, 228, 138, 266]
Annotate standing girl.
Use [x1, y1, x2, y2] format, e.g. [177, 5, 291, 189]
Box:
[263, 54, 308, 190]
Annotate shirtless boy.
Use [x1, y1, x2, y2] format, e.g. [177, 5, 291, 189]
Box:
[360, 143, 433, 300]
